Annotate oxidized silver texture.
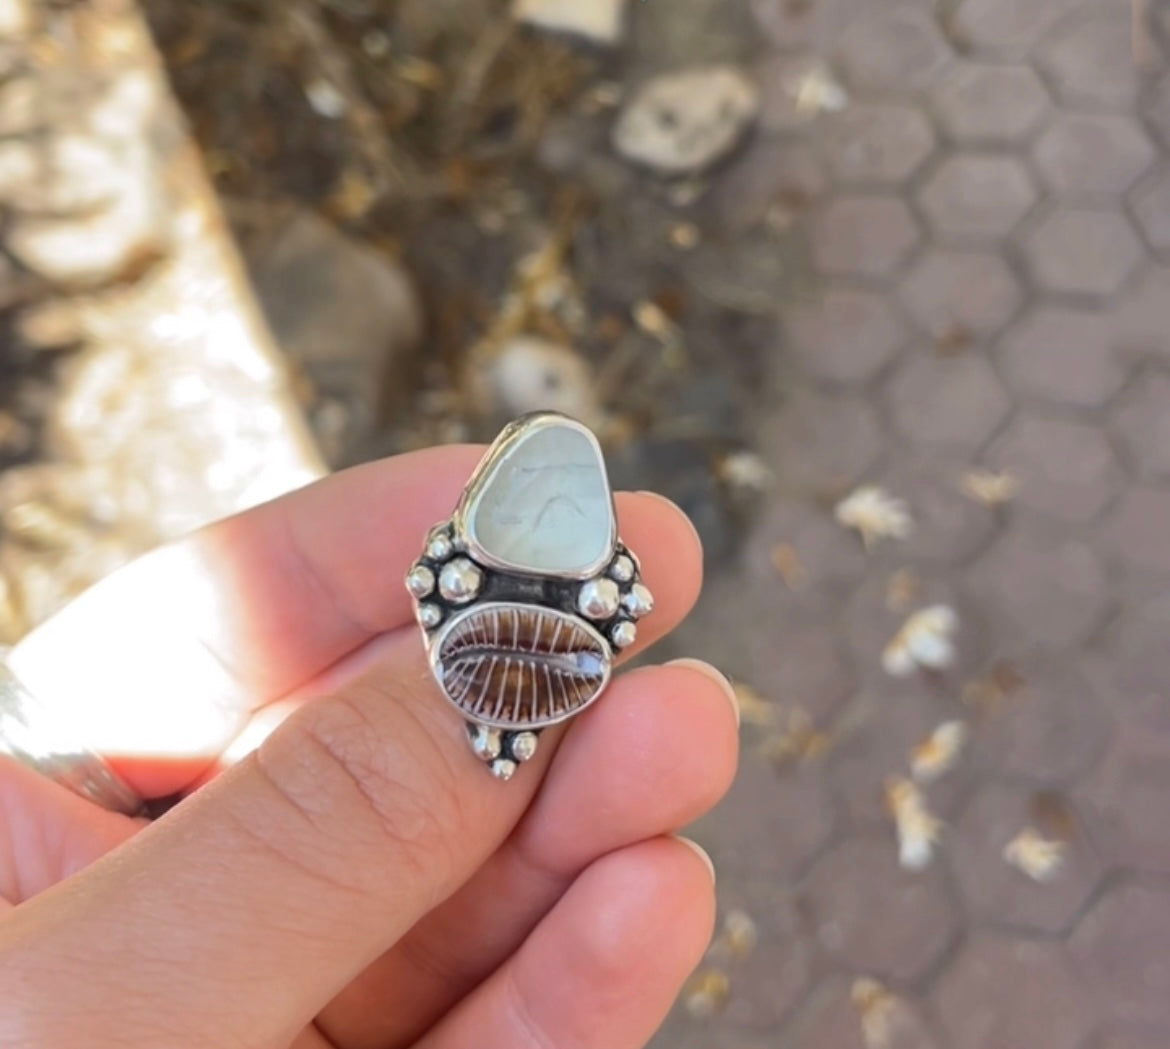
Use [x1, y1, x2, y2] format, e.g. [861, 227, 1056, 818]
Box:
[406, 412, 654, 779]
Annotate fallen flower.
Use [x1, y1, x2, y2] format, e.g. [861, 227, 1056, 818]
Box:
[835, 485, 913, 550]
[1004, 827, 1066, 882]
[886, 776, 943, 871]
[911, 721, 968, 783]
[882, 605, 959, 677]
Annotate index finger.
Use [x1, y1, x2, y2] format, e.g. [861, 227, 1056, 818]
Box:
[8, 447, 703, 785]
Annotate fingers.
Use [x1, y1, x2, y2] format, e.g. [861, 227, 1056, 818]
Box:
[0, 757, 140, 903]
[416, 837, 716, 1049]
[315, 660, 739, 1049]
[0, 640, 716, 1045]
[8, 444, 701, 796]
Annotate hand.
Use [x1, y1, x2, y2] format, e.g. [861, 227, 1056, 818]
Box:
[0, 446, 739, 1049]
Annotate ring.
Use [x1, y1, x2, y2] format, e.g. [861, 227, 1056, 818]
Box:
[405, 412, 654, 779]
[0, 652, 144, 815]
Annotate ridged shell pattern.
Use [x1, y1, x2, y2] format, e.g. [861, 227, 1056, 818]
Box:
[433, 602, 611, 728]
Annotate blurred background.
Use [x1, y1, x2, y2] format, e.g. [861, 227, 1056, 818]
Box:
[2, 0, 1170, 1045]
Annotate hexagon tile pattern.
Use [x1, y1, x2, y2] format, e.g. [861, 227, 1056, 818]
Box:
[651, 0, 1170, 1045]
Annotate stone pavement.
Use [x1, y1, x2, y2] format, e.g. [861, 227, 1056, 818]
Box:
[651, 1, 1170, 1046]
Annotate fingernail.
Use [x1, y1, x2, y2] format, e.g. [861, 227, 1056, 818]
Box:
[667, 658, 740, 728]
[674, 835, 717, 885]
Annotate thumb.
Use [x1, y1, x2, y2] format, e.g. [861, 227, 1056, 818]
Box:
[0, 632, 552, 1049]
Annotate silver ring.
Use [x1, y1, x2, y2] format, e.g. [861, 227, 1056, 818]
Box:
[0, 651, 144, 815]
[406, 412, 654, 779]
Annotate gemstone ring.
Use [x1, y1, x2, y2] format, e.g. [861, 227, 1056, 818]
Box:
[405, 412, 654, 779]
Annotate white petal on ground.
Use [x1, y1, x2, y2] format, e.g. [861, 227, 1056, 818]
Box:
[911, 721, 968, 782]
[882, 605, 959, 677]
[1003, 827, 1066, 882]
[835, 485, 914, 550]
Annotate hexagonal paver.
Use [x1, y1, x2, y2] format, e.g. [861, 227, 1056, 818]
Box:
[933, 62, 1049, 144]
[784, 979, 939, 1049]
[805, 834, 960, 983]
[761, 390, 886, 493]
[785, 287, 908, 386]
[967, 522, 1109, 650]
[885, 353, 1010, 453]
[997, 306, 1128, 408]
[950, 0, 1082, 57]
[1023, 208, 1142, 298]
[1037, 13, 1156, 110]
[899, 248, 1023, 344]
[1083, 728, 1170, 874]
[692, 754, 836, 882]
[974, 657, 1114, 785]
[836, 3, 953, 92]
[936, 935, 1096, 1049]
[874, 457, 1000, 566]
[741, 621, 856, 726]
[1072, 883, 1170, 1028]
[918, 155, 1037, 239]
[983, 412, 1122, 522]
[1145, 72, 1170, 147]
[714, 139, 827, 232]
[1106, 487, 1170, 575]
[1098, 1034, 1163, 1049]
[709, 880, 821, 1034]
[828, 683, 978, 825]
[822, 104, 936, 186]
[1112, 372, 1170, 478]
[1111, 265, 1170, 363]
[1034, 114, 1156, 196]
[949, 783, 1105, 934]
[809, 195, 922, 278]
[745, 496, 869, 601]
[1130, 168, 1170, 255]
[1086, 596, 1170, 739]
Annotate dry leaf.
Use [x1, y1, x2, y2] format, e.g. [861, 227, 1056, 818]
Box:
[882, 605, 959, 677]
[683, 967, 731, 1017]
[731, 681, 778, 728]
[961, 469, 1020, 507]
[1004, 827, 1066, 882]
[962, 661, 1026, 713]
[770, 542, 808, 590]
[758, 707, 835, 766]
[835, 486, 913, 550]
[911, 721, 968, 783]
[885, 568, 921, 612]
[851, 978, 901, 1049]
[885, 777, 943, 871]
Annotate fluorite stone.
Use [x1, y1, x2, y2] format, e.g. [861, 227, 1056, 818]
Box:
[460, 415, 616, 577]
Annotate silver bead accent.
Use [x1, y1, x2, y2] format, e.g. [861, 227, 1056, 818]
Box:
[511, 731, 539, 762]
[439, 558, 483, 604]
[577, 577, 621, 620]
[406, 564, 436, 598]
[471, 725, 502, 761]
[623, 582, 655, 618]
[418, 603, 443, 629]
[490, 758, 518, 780]
[611, 620, 637, 649]
[609, 554, 635, 583]
[427, 531, 454, 560]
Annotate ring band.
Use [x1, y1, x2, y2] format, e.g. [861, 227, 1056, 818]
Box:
[406, 412, 654, 779]
[0, 651, 144, 815]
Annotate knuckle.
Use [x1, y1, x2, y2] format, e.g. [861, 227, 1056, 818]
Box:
[256, 688, 462, 895]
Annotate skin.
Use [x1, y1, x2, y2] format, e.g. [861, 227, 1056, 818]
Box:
[0, 446, 739, 1049]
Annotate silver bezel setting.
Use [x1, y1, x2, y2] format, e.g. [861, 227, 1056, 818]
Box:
[406, 412, 654, 779]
